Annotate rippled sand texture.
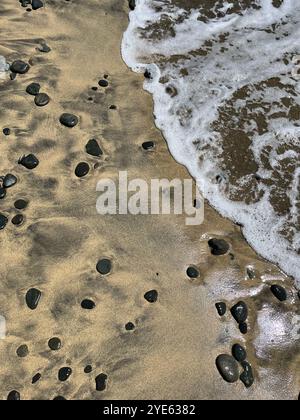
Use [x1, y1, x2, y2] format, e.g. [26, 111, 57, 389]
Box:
[0, 0, 299, 400]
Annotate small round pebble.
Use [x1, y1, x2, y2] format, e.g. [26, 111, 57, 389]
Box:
[125, 322, 135, 331]
[26, 82, 41, 96]
[96, 258, 112, 275]
[32, 373, 41, 384]
[186, 266, 199, 279]
[84, 365, 93, 374]
[81, 299, 96, 310]
[3, 174, 17, 188]
[240, 361, 254, 388]
[215, 302, 227, 317]
[95, 373, 108, 391]
[270, 284, 287, 302]
[59, 113, 79, 128]
[16, 344, 29, 358]
[48, 337, 61, 351]
[232, 344, 247, 362]
[37, 43, 51, 53]
[7, 390, 20, 400]
[19, 154, 39, 170]
[25, 288, 41, 310]
[0, 188, 6, 200]
[239, 322, 248, 335]
[231, 301, 248, 324]
[3, 128, 10, 136]
[144, 289, 158, 303]
[10, 60, 30, 74]
[58, 367, 72, 382]
[12, 214, 24, 226]
[208, 238, 230, 255]
[75, 162, 90, 178]
[14, 199, 28, 210]
[216, 354, 239, 383]
[32, 0, 44, 10]
[0, 214, 8, 230]
[85, 139, 103, 157]
[98, 79, 109, 87]
[34, 93, 50, 107]
[142, 141, 155, 151]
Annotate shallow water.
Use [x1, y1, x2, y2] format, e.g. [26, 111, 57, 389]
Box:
[122, 0, 300, 285]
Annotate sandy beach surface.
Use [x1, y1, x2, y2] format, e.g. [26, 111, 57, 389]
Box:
[0, 0, 299, 400]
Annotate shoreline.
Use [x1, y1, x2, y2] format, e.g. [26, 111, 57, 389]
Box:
[0, 0, 298, 400]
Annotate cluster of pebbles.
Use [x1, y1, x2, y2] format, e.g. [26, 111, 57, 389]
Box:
[19, 0, 44, 11]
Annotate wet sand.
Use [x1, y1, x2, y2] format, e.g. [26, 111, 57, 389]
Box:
[0, 0, 299, 400]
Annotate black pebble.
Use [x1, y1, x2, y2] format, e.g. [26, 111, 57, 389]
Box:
[231, 301, 248, 324]
[32, 0, 44, 10]
[25, 288, 41, 310]
[3, 128, 10, 136]
[3, 174, 17, 188]
[53, 396, 66, 400]
[208, 238, 230, 255]
[239, 322, 248, 335]
[81, 299, 96, 310]
[0, 188, 6, 199]
[37, 43, 51, 53]
[98, 79, 108, 87]
[232, 344, 247, 362]
[14, 199, 28, 210]
[12, 214, 24, 226]
[16, 344, 29, 358]
[75, 162, 90, 178]
[142, 141, 155, 151]
[48, 337, 61, 351]
[19, 154, 39, 170]
[144, 69, 152, 79]
[240, 361, 254, 388]
[186, 266, 199, 279]
[34, 93, 50, 107]
[129, 0, 136, 10]
[84, 365, 93, 374]
[96, 258, 112, 275]
[0, 214, 8, 230]
[216, 354, 239, 383]
[144, 289, 158, 303]
[20, 0, 31, 6]
[85, 139, 103, 157]
[95, 373, 108, 391]
[10, 60, 30, 74]
[270, 284, 287, 302]
[7, 390, 20, 400]
[59, 113, 79, 128]
[26, 82, 41, 96]
[32, 373, 41, 384]
[125, 322, 135, 331]
[215, 302, 227, 316]
[58, 367, 72, 382]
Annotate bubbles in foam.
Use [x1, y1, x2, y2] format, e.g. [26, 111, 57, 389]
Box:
[0, 56, 9, 80]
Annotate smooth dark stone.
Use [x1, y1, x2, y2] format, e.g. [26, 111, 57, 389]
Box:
[34, 92, 50, 107]
[144, 289, 158, 303]
[216, 354, 239, 383]
[239, 322, 248, 335]
[95, 373, 108, 391]
[10, 72, 17, 80]
[81, 299, 96, 310]
[186, 266, 199, 279]
[129, 0, 136, 10]
[10, 60, 30, 74]
[98, 79, 109, 87]
[75, 162, 90, 178]
[3, 128, 10, 136]
[7, 390, 20, 400]
[32, 0, 44, 10]
[16, 344, 29, 358]
[20, 0, 31, 7]
[26, 82, 41, 96]
[84, 365, 93, 374]
[232, 344, 247, 362]
[0, 188, 6, 199]
[38, 43, 51, 53]
[125, 322, 135, 331]
[215, 302, 227, 317]
[12, 214, 24, 227]
[96, 259, 112, 275]
[25, 288, 41, 310]
[142, 141, 155, 151]
[53, 396, 66, 400]
[231, 301, 248, 324]
[32, 373, 41, 384]
[85, 139, 103, 157]
[270, 284, 287, 302]
[3, 174, 17, 188]
[110, 105, 117, 110]
[0, 214, 8, 230]
[59, 113, 79, 128]
[48, 337, 61, 351]
[144, 69, 152, 79]
[14, 199, 28, 210]
[208, 238, 230, 255]
[19, 154, 39, 170]
[240, 361, 254, 388]
[58, 367, 72, 382]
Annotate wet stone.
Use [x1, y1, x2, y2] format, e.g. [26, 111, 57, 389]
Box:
[3, 128, 10, 136]
[10, 60, 30, 74]
[0, 188, 6, 199]
[86, 139, 103, 157]
[142, 141, 155, 151]
[59, 113, 78, 128]
[84, 365, 93, 374]
[26, 82, 40, 96]
[25, 288, 41, 310]
[12, 214, 24, 226]
[75, 162, 90, 178]
[34, 93, 50, 107]
[216, 354, 239, 383]
[3, 174, 17, 188]
[125, 322, 135, 331]
[58, 367, 72, 382]
[271, 284, 287, 302]
[239, 322, 248, 335]
[186, 266, 199, 279]
[19, 154, 39, 170]
[0, 214, 8, 230]
[53, 396, 66, 401]
[32, 0, 44, 10]
[208, 238, 230, 256]
[37, 43, 51, 53]
[129, 0, 136, 10]
[98, 79, 108, 87]
[95, 373, 108, 391]
[81, 299, 96, 310]
[48, 337, 61, 351]
[144, 289, 158, 303]
[96, 259, 112, 275]
[232, 344, 247, 362]
[231, 301, 248, 324]
[7, 390, 20, 400]
[240, 361, 254, 388]
[14, 199, 28, 210]
[215, 302, 227, 317]
[16, 344, 29, 358]
[32, 373, 41, 384]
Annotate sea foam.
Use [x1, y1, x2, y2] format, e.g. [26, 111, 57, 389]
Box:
[122, 0, 300, 284]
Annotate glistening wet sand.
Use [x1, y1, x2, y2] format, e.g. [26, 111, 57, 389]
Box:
[0, 0, 299, 400]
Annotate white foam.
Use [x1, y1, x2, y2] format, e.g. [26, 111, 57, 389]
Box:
[122, 0, 300, 284]
[0, 56, 9, 80]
